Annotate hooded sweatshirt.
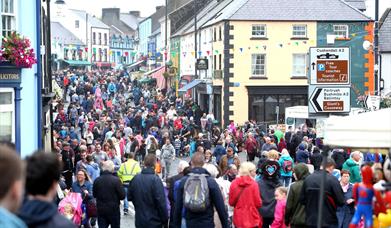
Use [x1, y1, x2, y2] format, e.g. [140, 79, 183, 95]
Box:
[229, 176, 262, 228]
[18, 200, 75, 228]
[342, 158, 362, 183]
[284, 163, 309, 227]
[257, 176, 282, 219]
[86, 162, 100, 182]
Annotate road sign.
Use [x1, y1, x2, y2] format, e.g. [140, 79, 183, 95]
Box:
[309, 86, 351, 113]
[364, 95, 381, 111]
[310, 47, 350, 85]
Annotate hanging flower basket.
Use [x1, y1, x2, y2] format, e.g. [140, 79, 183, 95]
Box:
[0, 32, 37, 68]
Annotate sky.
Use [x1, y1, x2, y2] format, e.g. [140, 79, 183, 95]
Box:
[64, 0, 391, 19]
[65, 0, 166, 18]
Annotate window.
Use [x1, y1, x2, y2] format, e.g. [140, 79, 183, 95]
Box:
[214, 55, 216, 70]
[334, 25, 348, 38]
[251, 54, 266, 77]
[0, 88, 15, 142]
[219, 54, 222, 70]
[219, 26, 222, 41]
[104, 33, 107, 45]
[252, 24, 266, 38]
[292, 54, 307, 77]
[93, 32, 96, 45]
[98, 33, 102, 45]
[75, 20, 79, 28]
[213, 27, 216, 41]
[292, 25, 307, 37]
[98, 48, 102, 61]
[1, 0, 16, 37]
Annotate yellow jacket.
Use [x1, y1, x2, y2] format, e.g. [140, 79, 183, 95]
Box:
[117, 159, 141, 183]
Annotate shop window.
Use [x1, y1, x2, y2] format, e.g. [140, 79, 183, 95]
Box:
[0, 88, 15, 142]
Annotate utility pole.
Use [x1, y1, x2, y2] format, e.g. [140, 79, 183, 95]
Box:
[165, 0, 168, 73]
[374, 0, 379, 95]
[194, 0, 197, 79]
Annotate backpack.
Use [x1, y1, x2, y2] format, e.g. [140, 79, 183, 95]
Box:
[183, 173, 210, 212]
[282, 160, 293, 173]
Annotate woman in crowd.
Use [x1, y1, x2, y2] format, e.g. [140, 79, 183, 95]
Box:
[72, 169, 94, 228]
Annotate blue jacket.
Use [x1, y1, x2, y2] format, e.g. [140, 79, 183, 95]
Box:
[72, 181, 93, 200]
[0, 207, 26, 228]
[296, 149, 309, 164]
[86, 163, 100, 182]
[213, 145, 226, 164]
[173, 167, 228, 228]
[128, 167, 169, 228]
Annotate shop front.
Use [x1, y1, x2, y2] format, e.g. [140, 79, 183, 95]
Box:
[247, 86, 308, 125]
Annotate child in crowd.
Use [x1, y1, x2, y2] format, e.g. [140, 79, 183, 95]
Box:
[271, 186, 288, 228]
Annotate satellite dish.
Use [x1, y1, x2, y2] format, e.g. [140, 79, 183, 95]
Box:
[362, 40, 373, 51]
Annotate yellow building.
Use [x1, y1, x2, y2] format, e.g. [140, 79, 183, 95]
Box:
[202, 0, 371, 127]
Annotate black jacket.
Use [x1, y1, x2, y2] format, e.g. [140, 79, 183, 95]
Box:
[128, 167, 169, 228]
[257, 177, 282, 219]
[310, 151, 323, 171]
[93, 171, 125, 216]
[18, 199, 76, 228]
[300, 170, 345, 227]
[173, 167, 228, 228]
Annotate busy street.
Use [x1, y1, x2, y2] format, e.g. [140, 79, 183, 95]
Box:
[1, 0, 391, 228]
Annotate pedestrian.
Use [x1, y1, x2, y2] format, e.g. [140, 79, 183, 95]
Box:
[92, 143, 109, 169]
[284, 163, 309, 228]
[173, 152, 228, 228]
[300, 158, 345, 228]
[128, 154, 169, 228]
[0, 145, 27, 228]
[257, 150, 282, 228]
[342, 151, 362, 184]
[278, 149, 294, 187]
[295, 143, 309, 164]
[75, 146, 88, 172]
[331, 149, 348, 170]
[61, 142, 74, 189]
[161, 139, 176, 180]
[336, 170, 355, 228]
[229, 162, 262, 228]
[219, 147, 241, 174]
[310, 146, 322, 171]
[18, 151, 76, 228]
[85, 154, 100, 182]
[270, 187, 288, 228]
[204, 149, 217, 165]
[93, 160, 125, 228]
[245, 132, 258, 162]
[117, 152, 141, 215]
[72, 169, 93, 228]
[213, 140, 226, 164]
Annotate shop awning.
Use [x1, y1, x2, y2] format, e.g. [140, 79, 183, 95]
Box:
[127, 60, 144, 69]
[63, 60, 91, 66]
[139, 77, 156, 84]
[95, 62, 112, 67]
[144, 66, 164, 76]
[178, 79, 204, 92]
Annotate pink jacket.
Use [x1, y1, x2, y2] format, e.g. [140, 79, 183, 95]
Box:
[271, 199, 287, 228]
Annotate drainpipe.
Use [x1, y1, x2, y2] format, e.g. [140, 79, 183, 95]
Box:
[36, 0, 43, 149]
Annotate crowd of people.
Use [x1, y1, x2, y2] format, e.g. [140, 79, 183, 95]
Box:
[0, 68, 390, 228]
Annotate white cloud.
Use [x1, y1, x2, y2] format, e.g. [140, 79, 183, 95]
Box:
[365, 0, 391, 19]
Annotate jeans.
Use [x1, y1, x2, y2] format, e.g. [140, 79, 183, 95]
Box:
[336, 209, 354, 228]
[163, 159, 172, 179]
[280, 176, 292, 187]
[97, 213, 120, 228]
[123, 184, 129, 210]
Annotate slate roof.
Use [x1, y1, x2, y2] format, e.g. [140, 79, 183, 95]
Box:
[51, 22, 84, 45]
[379, 8, 391, 52]
[343, 0, 366, 11]
[203, 0, 370, 25]
[120, 13, 143, 31]
[69, 9, 110, 29]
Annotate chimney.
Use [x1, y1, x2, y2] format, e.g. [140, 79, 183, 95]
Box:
[102, 8, 120, 21]
[155, 6, 164, 12]
[129, 11, 140, 17]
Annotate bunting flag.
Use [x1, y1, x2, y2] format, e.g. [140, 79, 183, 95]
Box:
[125, 52, 129, 56]
[183, 52, 186, 57]
[295, 42, 299, 46]
[191, 51, 195, 56]
[214, 50, 219, 54]
[198, 51, 202, 56]
[239, 48, 243, 53]
[85, 47, 88, 51]
[303, 41, 307, 44]
[117, 51, 121, 56]
[206, 50, 211, 56]
[93, 48, 97, 53]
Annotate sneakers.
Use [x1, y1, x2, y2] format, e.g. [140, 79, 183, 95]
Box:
[124, 208, 129, 215]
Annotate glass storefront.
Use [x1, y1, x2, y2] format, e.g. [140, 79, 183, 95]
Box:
[249, 93, 307, 124]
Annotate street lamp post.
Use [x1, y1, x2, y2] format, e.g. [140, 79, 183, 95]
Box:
[374, 0, 379, 95]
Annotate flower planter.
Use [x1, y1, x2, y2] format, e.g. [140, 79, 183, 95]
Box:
[0, 61, 22, 84]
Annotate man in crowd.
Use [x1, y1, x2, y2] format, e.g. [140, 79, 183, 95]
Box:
[300, 158, 345, 228]
[117, 152, 141, 215]
[61, 142, 74, 189]
[18, 151, 76, 228]
[128, 154, 169, 227]
[0, 145, 26, 228]
[174, 152, 228, 228]
[93, 160, 125, 228]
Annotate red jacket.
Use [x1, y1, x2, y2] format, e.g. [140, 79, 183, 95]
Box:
[229, 176, 262, 228]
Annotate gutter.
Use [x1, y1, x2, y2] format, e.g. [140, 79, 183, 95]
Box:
[36, 0, 43, 149]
